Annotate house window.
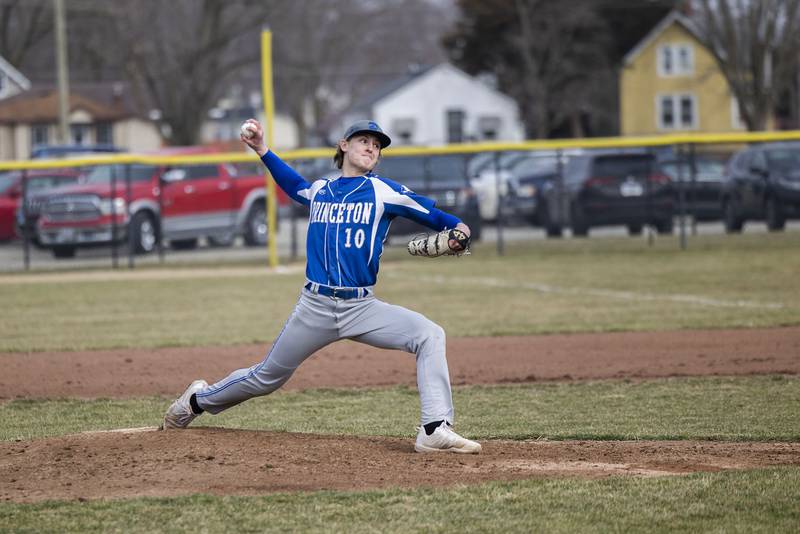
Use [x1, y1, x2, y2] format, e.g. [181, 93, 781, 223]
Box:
[660, 96, 675, 128]
[446, 109, 465, 143]
[658, 43, 694, 76]
[96, 122, 113, 144]
[391, 118, 416, 144]
[478, 116, 501, 140]
[677, 45, 693, 73]
[70, 124, 91, 145]
[31, 124, 49, 147]
[657, 93, 697, 130]
[680, 95, 694, 126]
[660, 46, 673, 75]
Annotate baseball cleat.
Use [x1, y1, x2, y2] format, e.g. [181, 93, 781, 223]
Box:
[414, 423, 482, 454]
[162, 379, 208, 430]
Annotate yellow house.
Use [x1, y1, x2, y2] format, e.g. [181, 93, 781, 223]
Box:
[620, 11, 747, 136]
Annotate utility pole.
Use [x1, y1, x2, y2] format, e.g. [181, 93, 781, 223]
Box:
[54, 0, 70, 143]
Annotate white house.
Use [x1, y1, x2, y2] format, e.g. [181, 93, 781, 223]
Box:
[202, 88, 299, 150]
[332, 63, 524, 146]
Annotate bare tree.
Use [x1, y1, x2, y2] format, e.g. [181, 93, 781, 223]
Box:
[0, 0, 52, 71]
[513, 0, 613, 138]
[108, 0, 274, 145]
[692, 0, 800, 130]
[2, 0, 456, 146]
[272, 0, 453, 145]
[445, 0, 614, 138]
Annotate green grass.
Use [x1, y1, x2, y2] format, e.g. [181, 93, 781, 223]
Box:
[1, 468, 798, 533]
[1, 232, 799, 352]
[0, 232, 800, 352]
[3, 376, 798, 442]
[2, 233, 799, 532]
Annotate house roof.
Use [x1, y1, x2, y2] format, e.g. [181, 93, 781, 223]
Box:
[347, 64, 436, 113]
[0, 84, 136, 124]
[623, 10, 704, 66]
[0, 55, 31, 91]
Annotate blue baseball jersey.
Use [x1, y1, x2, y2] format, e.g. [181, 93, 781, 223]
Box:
[261, 151, 460, 288]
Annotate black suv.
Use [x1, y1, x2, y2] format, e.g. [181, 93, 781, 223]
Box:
[539, 151, 674, 237]
[721, 142, 800, 232]
[658, 155, 726, 221]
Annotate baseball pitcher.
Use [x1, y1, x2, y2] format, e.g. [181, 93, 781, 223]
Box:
[163, 119, 481, 454]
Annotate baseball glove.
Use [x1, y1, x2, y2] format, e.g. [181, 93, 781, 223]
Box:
[407, 228, 471, 257]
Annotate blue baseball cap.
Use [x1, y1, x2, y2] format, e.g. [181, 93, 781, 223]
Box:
[342, 120, 391, 148]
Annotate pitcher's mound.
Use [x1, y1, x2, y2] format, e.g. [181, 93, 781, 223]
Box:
[3, 427, 799, 503]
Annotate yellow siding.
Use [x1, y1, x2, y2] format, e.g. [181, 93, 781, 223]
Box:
[621, 22, 742, 136]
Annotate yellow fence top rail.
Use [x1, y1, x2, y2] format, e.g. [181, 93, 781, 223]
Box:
[4, 130, 800, 171]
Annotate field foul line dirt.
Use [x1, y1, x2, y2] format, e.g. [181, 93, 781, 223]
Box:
[81, 426, 160, 435]
[394, 273, 785, 310]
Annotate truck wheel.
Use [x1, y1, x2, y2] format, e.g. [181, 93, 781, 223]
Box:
[130, 211, 158, 254]
[723, 199, 744, 233]
[655, 218, 674, 235]
[170, 238, 198, 250]
[571, 202, 589, 237]
[539, 201, 563, 238]
[244, 202, 268, 247]
[765, 196, 786, 231]
[545, 225, 563, 238]
[627, 224, 643, 236]
[51, 245, 76, 259]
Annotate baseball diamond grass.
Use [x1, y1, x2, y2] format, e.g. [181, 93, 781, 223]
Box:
[0, 232, 799, 352]
[1, 469, 799, 533]
[2, 233, 800, 532]
[2, 376, 799, 442]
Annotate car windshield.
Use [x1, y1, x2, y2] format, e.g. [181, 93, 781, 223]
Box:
[592, 155, 654, 177]
[0, 172, 18, 194]
[510, 156, 558, 178]
[766, 148, 800, 172]
[84, 164, 156, 183]
[376, 156, 468, 189]
[27, 175, 79, 191]
[660, 159, 724, 180]
[427, 155, 468, 187]
[467, 151, 529, 177]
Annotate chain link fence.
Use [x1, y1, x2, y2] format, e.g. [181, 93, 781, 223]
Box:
[2, 130, 800, 272]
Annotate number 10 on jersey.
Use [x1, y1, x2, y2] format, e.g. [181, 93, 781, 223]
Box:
[344, 228, 366, 248]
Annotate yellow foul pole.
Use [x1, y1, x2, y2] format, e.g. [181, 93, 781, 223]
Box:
[261, 29, 279, 268]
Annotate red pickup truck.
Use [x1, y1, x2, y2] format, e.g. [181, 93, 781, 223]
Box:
[37, 154, 284, 258]
[0, 169, 82, 241]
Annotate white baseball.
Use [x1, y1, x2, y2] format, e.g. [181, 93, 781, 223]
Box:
[241, 122, 256, 139]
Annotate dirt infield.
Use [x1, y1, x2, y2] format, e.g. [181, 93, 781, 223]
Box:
[2, 326, 799, 503]
[3, 429, 800, 503]
[2, 326, 799, 400]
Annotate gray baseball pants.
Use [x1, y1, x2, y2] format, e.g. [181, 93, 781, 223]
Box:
[195, 288, 455, 425]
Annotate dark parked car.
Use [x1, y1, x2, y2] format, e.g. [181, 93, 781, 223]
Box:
[538, 150, 674, 237]
[502, 156, 562, 225]
[373, 155, 482, 240]
[469, 150, 584, 224]
[721, 142, 800, 232]
[658, 155, 726, 221]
